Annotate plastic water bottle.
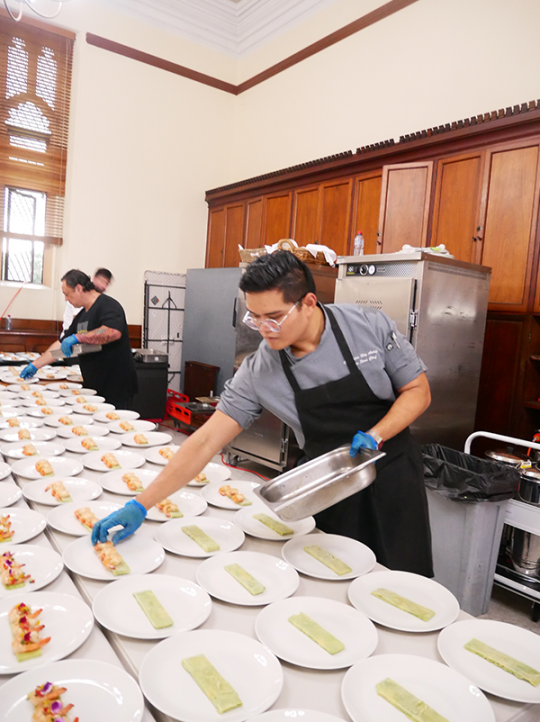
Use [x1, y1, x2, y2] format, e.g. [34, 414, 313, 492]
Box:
[353, 232, 364, 256]
[5, 315, 12, 331]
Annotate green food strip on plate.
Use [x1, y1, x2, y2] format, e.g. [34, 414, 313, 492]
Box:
[288, 612, 344, 654]
[253, 513, 293, 536]
[3, 581, 25, 590]
[133, 590, 174, 629]
[182, 525, 220, 552]
[371, 588, 435, 622]
[303, 545, 352, 575]
[112, 560, 130, 576]
[16, 649, 43, 663]
[182, 654, 242, 714]
[376, 678, 449, 722]
[224, 564, 265, 595]
[464, 638, 540, 687]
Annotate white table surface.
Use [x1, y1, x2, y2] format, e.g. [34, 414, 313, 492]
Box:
[1, 409, 538, 722]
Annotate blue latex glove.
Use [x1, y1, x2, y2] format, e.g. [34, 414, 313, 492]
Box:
[20, 363, 37, 379]
[60, 334, 78, 357]
[91, 499, 147, 545]
[350, 430, 378, 457]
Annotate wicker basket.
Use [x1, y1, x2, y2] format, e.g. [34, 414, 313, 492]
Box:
[293, 247, 328, 265]
[238, 247, 267, 263]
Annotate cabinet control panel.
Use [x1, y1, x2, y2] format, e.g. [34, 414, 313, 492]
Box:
[346, 264, 379, 276]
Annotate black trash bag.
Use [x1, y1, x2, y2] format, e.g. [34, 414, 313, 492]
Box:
[422, 444, 520, 502]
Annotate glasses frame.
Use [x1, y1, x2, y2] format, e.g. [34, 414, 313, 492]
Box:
[243, 298, 303, 334]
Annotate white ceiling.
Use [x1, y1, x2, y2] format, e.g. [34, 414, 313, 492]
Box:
[97, 0, 338, 56]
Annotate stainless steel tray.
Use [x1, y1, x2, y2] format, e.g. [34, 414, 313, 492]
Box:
[51, 343, 102, 359]
[253, 445, 385, 521]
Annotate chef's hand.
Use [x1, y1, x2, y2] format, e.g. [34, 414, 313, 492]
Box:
[350, 430, 378, 457]
[60, 334, 78, 357]
[20, 363, 37, 379]
[91, 499, 147, 545]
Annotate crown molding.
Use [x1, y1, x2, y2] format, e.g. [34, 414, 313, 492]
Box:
[95, 0, 339, 57]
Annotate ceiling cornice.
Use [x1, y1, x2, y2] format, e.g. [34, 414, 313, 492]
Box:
[95, 0, 338, 57]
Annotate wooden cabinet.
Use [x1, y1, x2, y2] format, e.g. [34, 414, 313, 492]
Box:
[291, 179, 352, 255]
[431, 151, 485, 263]
[350, 172, 382, 255]
[244, 193, 292, 250]
[377, 161, 433, 253]
[205, 203, 245, 268]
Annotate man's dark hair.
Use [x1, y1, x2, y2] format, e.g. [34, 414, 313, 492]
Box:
[239, 251, 316, 303]
[94, 268, 113, 282]
[61, 269, 94, 292]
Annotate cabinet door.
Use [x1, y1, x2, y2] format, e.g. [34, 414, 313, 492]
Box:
[431, 152, 485, 262]
[351, 172, 383, 255]
[222, 203, 246, 268]
[206, 207, 226, 268]
[264, 192, 292, 246]
[318, 178, 353, 256]
[245, 198, 264, 249]
[479, 142, 540, 312]
[291, 186, 320, 246]
[378, 161, 433, 253]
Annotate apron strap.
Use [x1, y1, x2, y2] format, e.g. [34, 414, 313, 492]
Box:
[279, 349, 302, 393]
[323, 306, 360, 376]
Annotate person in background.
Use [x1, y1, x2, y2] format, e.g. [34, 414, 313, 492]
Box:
[22, 269, 137, 408]
[92, 252, 433, 577]
[61, 268, 113, 338]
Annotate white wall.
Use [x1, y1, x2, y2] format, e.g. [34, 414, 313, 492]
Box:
[2, 0, 539, 326]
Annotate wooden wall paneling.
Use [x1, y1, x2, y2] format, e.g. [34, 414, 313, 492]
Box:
[291, 186, 320, 246]
[245, 198, 264, 249]
[377, 161, 433, 253]
[222, 203, 246, 268]
[431, 151, 485, 263]
[264, 192, 292, 246]
[206, 208, 226, 268]
[479, 140, 540, 312]
[350, 172, 383, 255]
[318, 178, 353, 256]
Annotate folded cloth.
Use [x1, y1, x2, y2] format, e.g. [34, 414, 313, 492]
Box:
[305, 244, 337, 266]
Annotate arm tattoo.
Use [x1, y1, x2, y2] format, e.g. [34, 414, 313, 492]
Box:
[75, 325, 121, 345]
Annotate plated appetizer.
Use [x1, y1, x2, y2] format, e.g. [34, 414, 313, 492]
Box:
[194, 472, 208, 484]
[81, 437, 98, 451]
[35, 460, 54, 477]
[28, 681, 79, 722]
[1, 551, 33, 590]
[74, 507, 99, 532]
[119, 421, 134, 432]
[155, 498, 182, 518]
[40, 408, 54, 415]
[9, 601, 50, 662]
[74, 397, 87, 404]
[106, 412, 120, 420]
[219, 485, 251, 506]
[7, 418, 20, 427]
[45, 481, 72, 503]
[58, 417, 73, 426]
[0, 515, 13, 542]
[82, 404, 97, 413]
[18, 429, 31, 440]
[122, 472, 143, 492]
[71, 426, 88, 436]
[158, 447, 174, 461]
[101, 453, 120, 470]
[22, 444, 37, 456]
[94, 541, 129, 575]
[133, 434, 148, 445]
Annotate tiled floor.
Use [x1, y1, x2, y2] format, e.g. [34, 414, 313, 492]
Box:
[481, 584, 540, 633]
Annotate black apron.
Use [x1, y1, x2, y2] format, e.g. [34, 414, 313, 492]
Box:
[279, 305, 433, 577]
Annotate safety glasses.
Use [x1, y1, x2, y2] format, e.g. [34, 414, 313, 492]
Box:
[243, 300, 301, 334]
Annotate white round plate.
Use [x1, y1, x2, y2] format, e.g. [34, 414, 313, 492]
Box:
[0, 544, 63, 597]
[18, 390, 58, 400]
[144, 444, 179, 464]
[6, 379, 39, 389]
[67, 374, 84, 382]
[82, 449, 145, 472]
[140, 629, 283, 722]
[256, 595, 378, 670]
[0, 658, 144, 722]
[44, 413, 92, 428]
[93, 573, 212, 639]
[57, 424, 111, 440]
[0, 392, 19, 401]
[21, 397, 65, 408]
[0, 428, 56, 443]
[201, 480, 262, 510]
[187, 461, 232, 487]
[26, 406, 71, 418]
[108, 419, 156, 434]
[438, 619, 540, 703]
[11, 456, 83, 479]
[47, 381, 83, 391]
[119, 430, 173, 448]
[22, 477, 103, 506]
[250, 711, 347, 722]
[282, 533, 376, 581]
[0, 398, 21, 407]
[0, 507, 46, 543]
[0, 417, 44, 430]
[146, 489, 208, 521]
[37, 368, 68, 380]
[0, 484, 22, 506]
[1, 440, 65, 459]
[341, 653, 495, 722]
[156, 516, 245, 557]
[348, 570, 460, 632]
[47, 500, 123, 536]
[63, 534, 165, 580]
[72, 402, 115, 416]
[0, 461, 12, 480]
[0, 410, 20, 420]
[58, 386, 97, 396]
[63, 436, 121, 454]
[99, 468, 159, 495]
[0, 591, 94, 674]
[94, 409, 140, 423]
[65, 394, 105, 405]
[235, 507, 315, 541]
[196, 551, 299, 606]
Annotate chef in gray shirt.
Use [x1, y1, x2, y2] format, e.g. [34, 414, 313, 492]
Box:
[93, 251, 433, 576]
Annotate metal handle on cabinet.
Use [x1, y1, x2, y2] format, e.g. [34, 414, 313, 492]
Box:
[232, 297, 238, 327]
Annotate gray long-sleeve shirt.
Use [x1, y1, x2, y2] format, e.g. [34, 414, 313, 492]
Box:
[217, 304, 426, 448]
